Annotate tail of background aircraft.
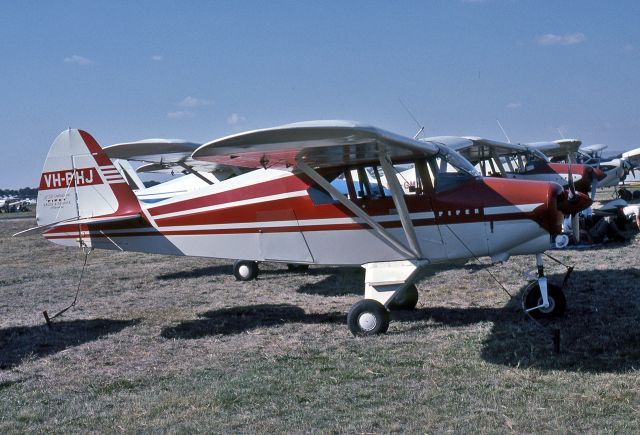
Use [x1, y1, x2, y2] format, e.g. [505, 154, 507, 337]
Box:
[36, 129, 141, 227]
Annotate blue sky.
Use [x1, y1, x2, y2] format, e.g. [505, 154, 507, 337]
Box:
[2, 0, 639, 188]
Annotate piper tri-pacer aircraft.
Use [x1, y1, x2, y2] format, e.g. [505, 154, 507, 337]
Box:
[26, 121, 592, 335]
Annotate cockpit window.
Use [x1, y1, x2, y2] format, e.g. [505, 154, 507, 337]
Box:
[527, 148, 549, 162]
[427, 146, 479, 192]
[308, 166, 392, 205]
[500, 149, 548, 174]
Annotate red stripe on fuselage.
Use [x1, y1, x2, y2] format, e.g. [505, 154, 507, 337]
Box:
[43, 175, 561, 239]
[147, 174, 311, 216]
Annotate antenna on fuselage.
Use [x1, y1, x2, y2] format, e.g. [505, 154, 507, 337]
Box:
[399, 99, 425, 139]
[496, 119, 511, 144]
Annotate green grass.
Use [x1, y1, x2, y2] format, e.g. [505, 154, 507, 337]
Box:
[2, 197, 640, 433]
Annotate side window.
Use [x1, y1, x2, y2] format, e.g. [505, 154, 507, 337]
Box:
[307, 185, 337, 205]
[307, 166, 390, 205]
[344, 166, 391, 200]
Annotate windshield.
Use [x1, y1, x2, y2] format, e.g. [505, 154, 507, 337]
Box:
[436, 145, 481, 177]
[524, 149, 549, 163]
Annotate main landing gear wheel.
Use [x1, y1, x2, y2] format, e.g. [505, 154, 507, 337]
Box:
[347, 300, 390, 336]
[286, 263, 310, 272]
[233, 260, 259, 281]
[523, 282, 566, 319]
[387, 284, 419, 311]
[619, 188, 632, 201]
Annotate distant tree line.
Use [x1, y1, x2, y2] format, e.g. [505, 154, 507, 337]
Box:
[1, 182, 161, 197]
[0, 187, 38, 198]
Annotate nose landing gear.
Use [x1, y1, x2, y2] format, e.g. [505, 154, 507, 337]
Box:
[522, 254, 567, 319]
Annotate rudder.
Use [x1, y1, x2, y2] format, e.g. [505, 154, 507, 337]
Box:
[37, 129, 141, 226]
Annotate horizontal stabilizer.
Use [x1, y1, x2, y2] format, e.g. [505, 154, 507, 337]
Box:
[13, 213, 141, 237]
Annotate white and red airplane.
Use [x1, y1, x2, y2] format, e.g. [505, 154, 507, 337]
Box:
[25, 121, 592, 335]
[531, 141, 634, 191]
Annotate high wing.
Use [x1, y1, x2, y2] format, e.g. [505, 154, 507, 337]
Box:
[527, 139, 582, 160]
[191, 120, 440, 170]
[103, 139, 239, 178]
[622, 147, 640, 167]
[581, 143, 607, 155]
[103, 138, 201, 163]
[426, 136, 531, 165]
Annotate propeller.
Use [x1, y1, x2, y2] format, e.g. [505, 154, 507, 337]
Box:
[571, 213, 580, 242]
[623, 159, 636, 179]
[566, 154, 581, 242]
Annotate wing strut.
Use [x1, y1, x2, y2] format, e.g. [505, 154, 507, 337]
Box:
[177, 162, 215, 185]
[295, 158, 418, 260]
[378, 148, 422, 258]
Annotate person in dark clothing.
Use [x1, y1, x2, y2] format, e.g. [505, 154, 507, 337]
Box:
[579, 214, 626, 244]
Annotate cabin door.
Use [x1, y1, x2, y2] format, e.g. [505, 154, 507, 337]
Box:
[257, 209, 314, 263]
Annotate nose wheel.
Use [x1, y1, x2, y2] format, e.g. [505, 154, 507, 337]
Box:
[522, 254, 568, 319]
[523, 282, 566, 319]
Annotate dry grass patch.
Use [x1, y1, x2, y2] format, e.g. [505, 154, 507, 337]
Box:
[1, 200, 640, 432]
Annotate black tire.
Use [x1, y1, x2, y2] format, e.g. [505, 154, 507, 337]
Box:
[388, 284, 419, 311]
[619, 188, 632, 201]
[347, 300, 390, 336]
[233, 260, 259, 281]
[523, 282, 566, 319]
[286, 263, 310, 272]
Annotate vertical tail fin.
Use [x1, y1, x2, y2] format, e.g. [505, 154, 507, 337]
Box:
[37, 129, 141, 226]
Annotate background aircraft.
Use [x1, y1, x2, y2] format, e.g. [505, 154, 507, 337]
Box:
[530, 141, 636, 192]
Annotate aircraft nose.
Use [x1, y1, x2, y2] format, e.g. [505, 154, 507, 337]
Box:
[556, 189, 593, 215]
[536, 184, 591, 237]
[536, 183, 565, 236]
[592, 166, 606, 181]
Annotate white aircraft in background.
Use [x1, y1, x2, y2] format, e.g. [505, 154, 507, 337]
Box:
[103, 139, 244, 203]
[530, 141, 635, 190]
[1, 196, 36, 212]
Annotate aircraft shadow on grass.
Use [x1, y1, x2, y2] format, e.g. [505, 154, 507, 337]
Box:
[0, 318, 139, 370]
[156, 265, 234, 280]
[296, 267, 364, 296]
[162, 267, 640, 373]
[161, 304, 344, 339]
[156, 264, 356, 282]
[391, 267, 640, 373]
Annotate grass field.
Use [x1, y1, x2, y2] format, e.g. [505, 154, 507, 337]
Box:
[1, 201, 640, 433]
